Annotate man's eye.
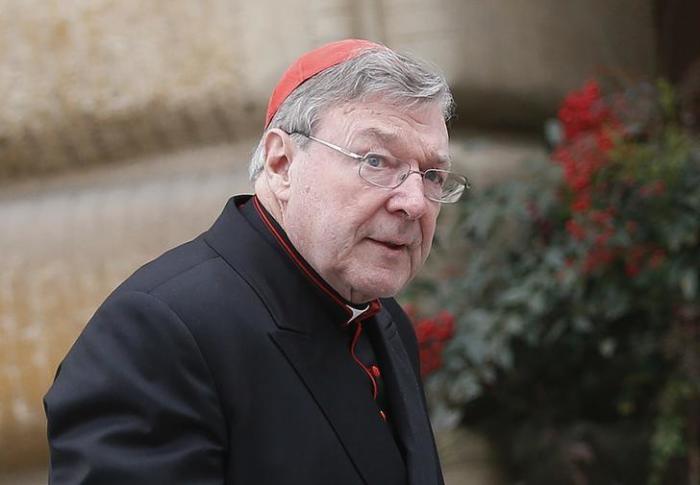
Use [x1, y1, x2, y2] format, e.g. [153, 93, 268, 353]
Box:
[364, 154, 387, 168]
[425, 170, 446, 186]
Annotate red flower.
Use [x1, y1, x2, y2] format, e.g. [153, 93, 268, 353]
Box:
[624, 245, 667, 276]
[624, 245, 647, 278]
[415, 318, 437, 342]
[553, 136, 610, 213]
[553, 81, 624, 217]
[419, 349, 442, 376]
[583, 246, 616, 274]
[408, 308, 457, 377]
[594, 231, 612, 246]
[590, 209, 614, 226]
[566, 219, 586, 240]
[558, 80, 612, 141]
[649, 249, 666, 269]
[625, 261, 641, 278]
[571, 192, 591, 212]
[433, 311, 456, 340]
[639, 180, 667, 198]
[596, 130, 615, 153]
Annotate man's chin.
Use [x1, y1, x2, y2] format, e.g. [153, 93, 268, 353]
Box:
[348, 273, 410, 303]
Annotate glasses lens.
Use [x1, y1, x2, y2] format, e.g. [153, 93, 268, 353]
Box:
[359, 154, 408, 188]
[424, 170, 467, 203]
[360, 155, 469, 203]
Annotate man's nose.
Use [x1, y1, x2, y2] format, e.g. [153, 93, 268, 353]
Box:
[387, 172, 428, 220]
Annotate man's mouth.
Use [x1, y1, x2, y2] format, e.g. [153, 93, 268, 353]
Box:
[368, 238, 409, 251]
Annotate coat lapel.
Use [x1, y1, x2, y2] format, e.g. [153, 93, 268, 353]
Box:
[371, 309, 442, 485]
[271, 325, 406, 485]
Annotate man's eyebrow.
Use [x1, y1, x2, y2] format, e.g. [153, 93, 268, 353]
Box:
[355, 127, 452, 167]
[433, 153, 451, 167]
[355, 127, 400, 145]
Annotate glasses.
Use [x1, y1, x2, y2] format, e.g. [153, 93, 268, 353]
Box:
[293, 133, 470, 203]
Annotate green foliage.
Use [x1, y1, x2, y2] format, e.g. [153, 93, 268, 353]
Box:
[649, 379, 693, 485]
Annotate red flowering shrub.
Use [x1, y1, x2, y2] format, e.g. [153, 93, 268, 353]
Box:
[408, 79, 699, 485]
[549, 80, 679, 282]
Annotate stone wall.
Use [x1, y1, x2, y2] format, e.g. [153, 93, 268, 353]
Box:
[0, 0, 655, 180]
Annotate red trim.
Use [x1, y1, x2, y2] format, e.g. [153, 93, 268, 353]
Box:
[349, 322, 378, 400]
[252, 196, 381, 321]
[361, 300, 382, 320]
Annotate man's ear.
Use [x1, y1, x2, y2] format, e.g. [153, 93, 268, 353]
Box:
[262, 129, 297, 202]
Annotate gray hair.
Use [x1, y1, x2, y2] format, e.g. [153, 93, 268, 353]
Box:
[249, 46, 454, 180]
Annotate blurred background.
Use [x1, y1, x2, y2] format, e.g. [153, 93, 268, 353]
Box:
[1, 1, 698, 484]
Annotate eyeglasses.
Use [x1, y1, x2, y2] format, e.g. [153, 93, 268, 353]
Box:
[293, 133, 470, 203]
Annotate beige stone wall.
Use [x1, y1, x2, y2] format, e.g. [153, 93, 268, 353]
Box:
[1, 0, 654, 179]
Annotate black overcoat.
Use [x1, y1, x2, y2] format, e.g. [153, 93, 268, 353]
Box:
[45, 195, 444, 485]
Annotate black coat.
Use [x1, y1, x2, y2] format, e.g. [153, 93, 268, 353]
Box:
[45, 195, 444, 485]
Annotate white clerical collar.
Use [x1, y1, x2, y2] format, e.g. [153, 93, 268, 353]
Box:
[345, 304, 372, 325]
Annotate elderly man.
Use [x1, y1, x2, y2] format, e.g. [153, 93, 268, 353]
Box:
[45, 39, 468, 485]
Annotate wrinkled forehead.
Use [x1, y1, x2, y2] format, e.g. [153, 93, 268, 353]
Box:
[317, 100, 451, 165]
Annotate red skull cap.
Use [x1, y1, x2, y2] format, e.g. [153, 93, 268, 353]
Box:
[264, 39, 384, 128]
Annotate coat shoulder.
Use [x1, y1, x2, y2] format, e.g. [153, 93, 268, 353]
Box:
[110, 235, 265, 327]
[116, 236, 219, 295]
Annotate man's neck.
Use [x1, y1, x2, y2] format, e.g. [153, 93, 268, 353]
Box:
[252, 190, 375, 306]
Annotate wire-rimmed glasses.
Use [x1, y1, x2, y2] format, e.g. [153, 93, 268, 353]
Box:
[293, 133, 470, 203]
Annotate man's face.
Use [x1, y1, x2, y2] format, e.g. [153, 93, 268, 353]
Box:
[281, 100, 449, 303]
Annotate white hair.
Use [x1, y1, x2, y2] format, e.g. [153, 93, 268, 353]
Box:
[249, 46, 454, 180]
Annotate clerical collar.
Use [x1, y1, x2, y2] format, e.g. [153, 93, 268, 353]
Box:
[248, 196, 381, 325]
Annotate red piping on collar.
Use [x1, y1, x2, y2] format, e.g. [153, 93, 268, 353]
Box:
[252, 196, 381, 322]
[350, 322, 378, 399]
